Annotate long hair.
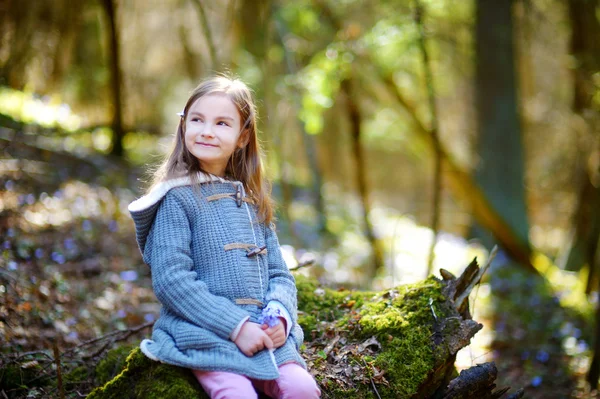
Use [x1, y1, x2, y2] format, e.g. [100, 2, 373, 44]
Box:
[149, 75, 274, 224]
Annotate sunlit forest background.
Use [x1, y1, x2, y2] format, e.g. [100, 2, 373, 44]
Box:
[1, 0, 600, 397]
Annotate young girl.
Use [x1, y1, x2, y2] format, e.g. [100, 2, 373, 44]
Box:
[128, 76, 320, 399]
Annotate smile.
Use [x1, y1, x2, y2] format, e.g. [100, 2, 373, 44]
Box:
[196, 142, 218, 147]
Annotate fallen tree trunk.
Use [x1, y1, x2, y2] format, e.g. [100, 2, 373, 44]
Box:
[87, 251, 524, 398]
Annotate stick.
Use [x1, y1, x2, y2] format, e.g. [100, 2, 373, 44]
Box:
[455, 246, 498, 310]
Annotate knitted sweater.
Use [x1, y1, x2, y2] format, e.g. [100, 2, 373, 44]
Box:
[128, 173, 305, 380]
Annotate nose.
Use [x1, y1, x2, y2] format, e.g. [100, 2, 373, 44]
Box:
[201, 123, 214, 138]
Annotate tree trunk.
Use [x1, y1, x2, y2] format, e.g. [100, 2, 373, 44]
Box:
[341, 79, 385, 282]
[274, 10, 329, 243]
[473, 0, 530, 253]
[564, 0, 600, 388]
[101, 0, 125, 158]
[414, 0, 443, 277]
[189, 0, 218, 70]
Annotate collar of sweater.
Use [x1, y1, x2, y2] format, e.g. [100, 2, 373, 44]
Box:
[128, 172, 241, 213]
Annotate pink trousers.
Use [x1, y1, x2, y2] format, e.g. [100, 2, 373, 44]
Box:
[193, 363, 321, 399]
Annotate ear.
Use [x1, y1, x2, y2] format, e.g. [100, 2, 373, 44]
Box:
[237, 129, 250, 148]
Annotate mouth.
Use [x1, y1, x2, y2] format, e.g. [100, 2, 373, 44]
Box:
[196, 142, 218, 147]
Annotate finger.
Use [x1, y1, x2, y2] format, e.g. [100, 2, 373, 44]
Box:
[261, 324, 269, 330]
[263, 334, 274, 350]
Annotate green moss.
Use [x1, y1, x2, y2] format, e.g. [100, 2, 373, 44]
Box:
[0, 363, 47, 395]
[87, 348, 207, 399]
[358, 277, 443, 335]
[354, 277, 442, 398]
[374, 333, 434, 398]
[95, 344, 135, 385]
[296, 274, 374, 337]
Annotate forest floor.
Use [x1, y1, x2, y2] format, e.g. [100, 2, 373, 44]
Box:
[1, 154, 599, 398]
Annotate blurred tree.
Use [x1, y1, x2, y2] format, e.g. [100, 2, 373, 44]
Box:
[559, 0, 600, 283]
[414, 0, 442, 277]
[557, 0, 600, 388]
[273, 6, 329, 243]
[342, 77, 385, 281]
[100, 0, 125, 157]
[472, 0, 531, 262]
[189, 0, 218, 70]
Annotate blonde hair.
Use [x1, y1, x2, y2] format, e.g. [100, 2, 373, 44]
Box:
[150, 75, 274, 224]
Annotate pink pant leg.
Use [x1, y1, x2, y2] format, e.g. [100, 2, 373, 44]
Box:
[255, 363, 321, 399]
[193, 369, 258, 399]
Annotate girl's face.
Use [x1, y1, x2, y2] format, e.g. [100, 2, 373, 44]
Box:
[184, 93, 245, 176]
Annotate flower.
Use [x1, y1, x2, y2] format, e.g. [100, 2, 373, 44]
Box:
[258, 307, 281, 327]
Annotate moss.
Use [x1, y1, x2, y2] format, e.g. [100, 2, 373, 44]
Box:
[95, 344, 135, 385]
[0, 364, 43, 395]
[87, 348, 207, 399]
[353, 277, 443, 398]
[296, 274, 374, 337]
[0, 362, 50, 397]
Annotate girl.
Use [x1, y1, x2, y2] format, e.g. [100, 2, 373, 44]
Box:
[128, 76, 320, 399]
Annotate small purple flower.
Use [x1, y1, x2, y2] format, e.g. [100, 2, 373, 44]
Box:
[120, 270, 138, 282]
[116, 309, 127, 318]
[51, 252, 66, 264]
[531, 376, 542, 387]
[64, 238, 76, 250]
[108, 220, 118, 232]
[258, 307, 281, 327]
[82, 220, 92, 231]
[144, 313, 156, 322]
[34, 248, 44, 259]
[67, 331, 79, 341]
[8, 261, 17, 270]
[5, 180, 14, 191]
[536, 350, 549, 363]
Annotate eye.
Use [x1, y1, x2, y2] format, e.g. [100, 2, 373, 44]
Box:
[190, 117, 203, 123]
[217, 121, 231, 127]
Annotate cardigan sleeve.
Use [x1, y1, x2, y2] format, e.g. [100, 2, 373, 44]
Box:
[263, 223, 298, 331]
[145, 192, 251, 341]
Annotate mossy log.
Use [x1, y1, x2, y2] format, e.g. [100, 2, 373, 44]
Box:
[88, 254, 524, 399]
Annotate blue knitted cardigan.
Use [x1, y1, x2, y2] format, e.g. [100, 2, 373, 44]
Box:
[128, 173, 305, 380]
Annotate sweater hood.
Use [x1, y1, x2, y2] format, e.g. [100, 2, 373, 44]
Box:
[128, 173, 236, 255]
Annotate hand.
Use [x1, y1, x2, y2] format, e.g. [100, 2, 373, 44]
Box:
[235, 322, 273, 357]
[261, 317, 287, 349]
